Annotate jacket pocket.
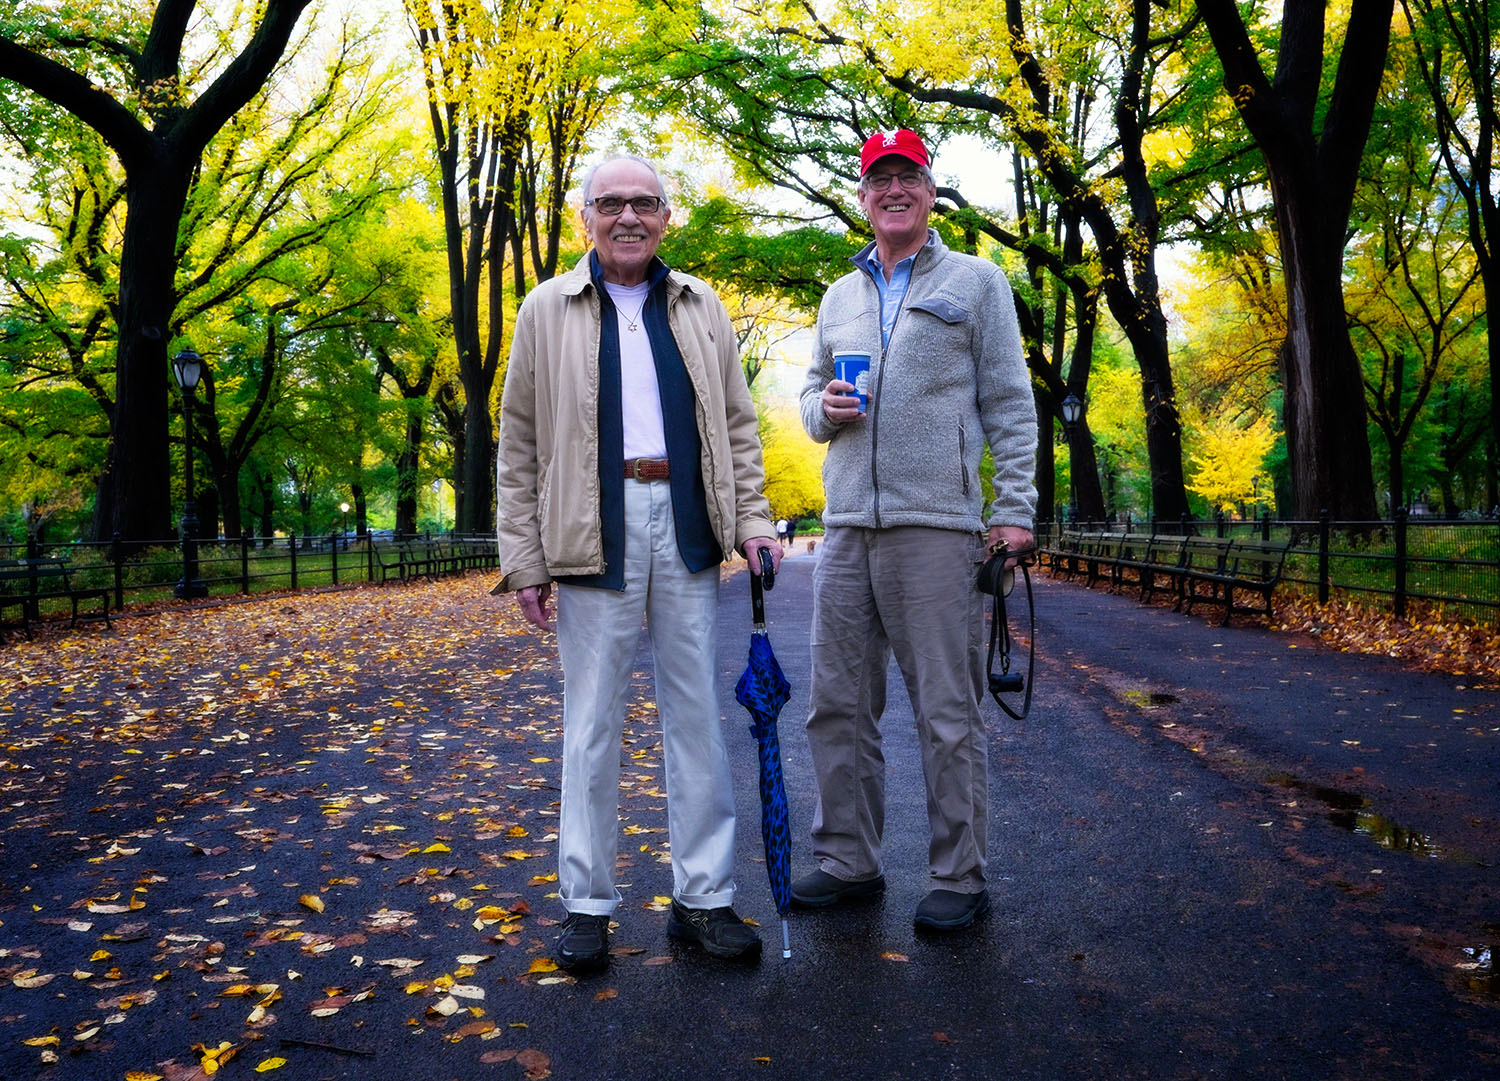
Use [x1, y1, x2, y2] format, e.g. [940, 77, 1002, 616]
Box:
[909, 297, 971, 324]
[958, 426, 970, 496]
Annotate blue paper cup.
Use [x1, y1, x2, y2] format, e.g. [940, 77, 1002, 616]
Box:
[833, 352, 872, 413]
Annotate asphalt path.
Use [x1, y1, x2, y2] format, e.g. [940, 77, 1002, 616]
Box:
[1, 546, 1497, 1081]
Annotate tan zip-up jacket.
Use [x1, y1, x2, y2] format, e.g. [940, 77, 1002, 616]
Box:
[494, 254, 774, 593]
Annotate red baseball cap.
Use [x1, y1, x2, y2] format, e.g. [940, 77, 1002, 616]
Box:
[859, 129, 931, 176]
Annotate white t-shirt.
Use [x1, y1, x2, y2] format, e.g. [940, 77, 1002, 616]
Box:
[603, 281, 668, 460]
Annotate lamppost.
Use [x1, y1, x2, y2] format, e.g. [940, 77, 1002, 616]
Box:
[340, 501, 350, 549]
[172, 347, 208, 599]
[431, 478, 444, 534]
[1060, 392, 1083, 525]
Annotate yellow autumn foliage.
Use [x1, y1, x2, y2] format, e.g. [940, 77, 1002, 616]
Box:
[1186, 416, 1276, 512]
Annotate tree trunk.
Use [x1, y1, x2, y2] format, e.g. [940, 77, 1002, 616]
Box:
[1070, 421, 1106, 523]
[1273, 190, 1382, 520]
[256, 473, 274, 545]
[1198, 0, 1390, 522]
[213, 457, 243, 539]
[395, 412, 423, 536]
[459, 392, 491, 535]
[351, 482, 367, 538]
[98, 165, 193, 543]
[1033, 388, 1056, 521]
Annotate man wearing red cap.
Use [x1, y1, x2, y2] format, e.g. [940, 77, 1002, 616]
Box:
[795, 129, 1037, 931]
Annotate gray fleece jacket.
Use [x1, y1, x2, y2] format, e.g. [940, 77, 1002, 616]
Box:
[800, 231, 1038, 532]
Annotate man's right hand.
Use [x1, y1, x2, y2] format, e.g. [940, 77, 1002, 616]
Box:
[821, 378, 865, 425]
[517, 584, 554, 631]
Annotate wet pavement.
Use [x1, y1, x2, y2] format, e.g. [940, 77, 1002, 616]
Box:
[1, 545, 1497, 1080]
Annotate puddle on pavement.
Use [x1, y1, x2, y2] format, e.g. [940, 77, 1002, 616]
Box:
[1457, 944, 1496, 999]
[1267, 773, 1456, 861]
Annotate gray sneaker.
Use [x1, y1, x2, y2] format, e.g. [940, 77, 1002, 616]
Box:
[666, 901, 762, 960]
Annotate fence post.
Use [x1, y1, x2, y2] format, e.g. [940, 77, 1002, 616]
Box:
[330, 532, 339, 586]
[1261, 510, 1271, 542]
[1318, 510, 1331, 604]
[1394, 505, 1408, 620]
[241, 531, 251, 594]
[366, 532, 374, 583]
[1215, 509, 1226, 538]
[289, 534, 298, 591]
[111, 531, 124, 611]
[24, 531, 40, 622]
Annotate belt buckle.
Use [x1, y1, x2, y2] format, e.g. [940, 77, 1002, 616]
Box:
[631, 459, 645, 481]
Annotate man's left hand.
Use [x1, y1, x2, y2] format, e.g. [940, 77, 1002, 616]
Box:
[987, 525, 1035, 568]
[744, 537, 782, 576]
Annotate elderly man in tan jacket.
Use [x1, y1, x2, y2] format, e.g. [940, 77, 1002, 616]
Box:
[495, 153, 780, 972]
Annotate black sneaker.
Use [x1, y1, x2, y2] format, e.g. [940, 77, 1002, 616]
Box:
[554, 912, 611, 971]
[789, 869, 886, 909]
[913, 889, 990, 931]
[666, 901, 762, 960]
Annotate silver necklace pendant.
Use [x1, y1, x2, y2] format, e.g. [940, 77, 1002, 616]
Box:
[622, 300, 646, 332]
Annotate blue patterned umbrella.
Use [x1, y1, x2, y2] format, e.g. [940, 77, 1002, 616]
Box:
[734, 550, 793, 959]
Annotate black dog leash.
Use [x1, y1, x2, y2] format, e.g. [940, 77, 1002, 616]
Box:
[980, 544, 1035, 720]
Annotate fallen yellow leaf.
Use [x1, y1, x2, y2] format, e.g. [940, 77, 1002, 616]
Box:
[255, 1058, 287, 1072]
[526, 958, 559, 974]
[299, 894, 325, 913]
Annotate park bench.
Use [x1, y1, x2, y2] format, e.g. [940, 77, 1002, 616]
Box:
[1108, 531, 1187, 602]
[1040, 528, 1085, 576]
[371, 541, 411, 584]
[373, 537, 496, 585]
[1081, 530, 1136, 588]
[0, 557, 112, 639]
[1175, 535, 1292, 625]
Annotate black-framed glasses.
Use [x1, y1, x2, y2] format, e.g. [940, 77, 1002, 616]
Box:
[863, 171, 926, 192]
[586, 195, 666, 216]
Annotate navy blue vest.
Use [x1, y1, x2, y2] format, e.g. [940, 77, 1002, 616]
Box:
[555, 254, 718, 590]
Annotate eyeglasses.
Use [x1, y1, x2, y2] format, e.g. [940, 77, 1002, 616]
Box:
[586, 195, 666, 216]
[863, 171, 926, 193]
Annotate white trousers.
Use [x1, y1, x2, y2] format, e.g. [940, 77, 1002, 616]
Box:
[555, 479, 736, 916]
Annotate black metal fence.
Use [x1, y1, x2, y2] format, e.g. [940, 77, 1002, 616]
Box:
[1037, 510, 1500, 624]
[1, 531, 499, 628]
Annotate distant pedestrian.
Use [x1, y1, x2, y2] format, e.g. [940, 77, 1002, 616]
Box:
[777, 518, 790, 548]
[793, 129, 1037, 931]
[495, 153, 781, 971]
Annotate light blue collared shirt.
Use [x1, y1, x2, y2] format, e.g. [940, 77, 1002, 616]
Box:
[860, 231, 935, 348]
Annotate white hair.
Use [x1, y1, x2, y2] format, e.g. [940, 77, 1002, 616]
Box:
[580, 154, 669, 207]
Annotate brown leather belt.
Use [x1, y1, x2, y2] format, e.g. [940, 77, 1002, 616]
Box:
[624, 457, 670, 481]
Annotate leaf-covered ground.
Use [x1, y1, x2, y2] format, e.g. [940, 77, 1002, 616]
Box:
[3, 564, 1497, 1081]
[0, 577, 663, 1080]
[1271, 592, 1500, 687]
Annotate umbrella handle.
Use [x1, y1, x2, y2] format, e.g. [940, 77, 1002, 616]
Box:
[750, 547, 774, 625]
